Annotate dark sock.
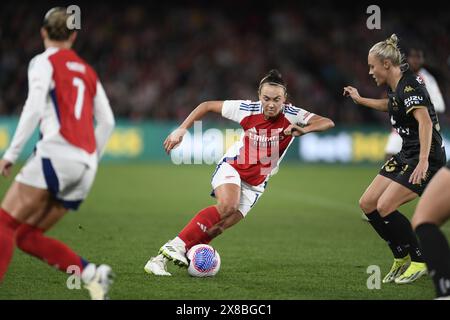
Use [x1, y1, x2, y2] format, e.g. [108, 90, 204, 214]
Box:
[415, 223, 450, 297]
[365, 210, 407, 259]
[383, 210, 424, 262]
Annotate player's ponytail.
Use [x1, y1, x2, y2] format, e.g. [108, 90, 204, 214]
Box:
[258, 69, 287, 96]
[42, 7, 75, 41]
[369, 34, 404, 66]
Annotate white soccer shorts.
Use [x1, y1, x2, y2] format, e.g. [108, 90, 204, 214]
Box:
[15, 154, 96, 210]
[211, 161, 266, 217]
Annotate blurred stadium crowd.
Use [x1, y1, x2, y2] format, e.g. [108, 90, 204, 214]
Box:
[1, 1, 449, 126]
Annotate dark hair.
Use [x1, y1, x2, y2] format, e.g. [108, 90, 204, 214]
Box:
[258, 69, 287, 95]
[42, 7, 75, 41]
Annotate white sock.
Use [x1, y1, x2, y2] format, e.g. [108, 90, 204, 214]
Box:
[171, 236, 186, 251]
[81, 263, 96, 283]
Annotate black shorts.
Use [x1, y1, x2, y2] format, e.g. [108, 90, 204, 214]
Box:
[447, 160, 450, 170]
[379, 153, 445, 196]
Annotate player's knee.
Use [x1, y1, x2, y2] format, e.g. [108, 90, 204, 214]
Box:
[376, 201, 394, 217]
[411, 214, 422, 230]
[359, 195, 376, 213]
[216, 202, 239, 218]
[411, 212, 439, 230]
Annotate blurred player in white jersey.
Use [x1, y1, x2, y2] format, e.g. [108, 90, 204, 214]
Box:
[0, 8, 115, 299]
[384, 46, 446, 159]
[144, 69, 335, 276]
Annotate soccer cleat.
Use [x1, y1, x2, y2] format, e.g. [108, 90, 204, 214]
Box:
[144, 255, 171, 276]
[159, 240, 188, 268]
[394, 261, 427, 284]
[382, 256, 411, 283]
[82, 263, 114, 300]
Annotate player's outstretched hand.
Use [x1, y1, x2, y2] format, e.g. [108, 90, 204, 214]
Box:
[284, 124, 305, 137]
[409, 159, 429, 185]
[0, 159, 13, 178]
[163, 128, 187, 154]
[343, 86, 361, 104]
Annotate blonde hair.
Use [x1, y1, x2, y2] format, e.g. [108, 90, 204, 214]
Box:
[369, 34, 404, 66]
[42, 7, 74, 41]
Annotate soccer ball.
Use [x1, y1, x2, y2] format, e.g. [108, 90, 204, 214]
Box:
[187, 244, 221, 277]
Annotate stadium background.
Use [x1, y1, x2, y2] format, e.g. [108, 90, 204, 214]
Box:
[0, 0, 449, 300]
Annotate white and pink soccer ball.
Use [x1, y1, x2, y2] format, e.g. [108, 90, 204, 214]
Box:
[186, 244, 221, 277]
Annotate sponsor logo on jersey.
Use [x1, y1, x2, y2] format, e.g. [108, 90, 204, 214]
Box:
[404, 95, 423, 108]
[247, 127, 284, 144]
[404, 86, 415, 93]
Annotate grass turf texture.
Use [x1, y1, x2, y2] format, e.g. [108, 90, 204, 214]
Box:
[1, 163, 448, 300]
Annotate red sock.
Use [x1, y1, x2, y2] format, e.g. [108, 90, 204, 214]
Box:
[15, 224, 87, 273]
[178, 206, 221, 250]
[0, 208, 21, 282]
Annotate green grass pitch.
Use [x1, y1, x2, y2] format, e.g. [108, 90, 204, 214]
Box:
[1, 163, 448, 300]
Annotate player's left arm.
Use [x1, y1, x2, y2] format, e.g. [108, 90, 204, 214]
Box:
[284, 115, 335, 137]
[94, 81, 116, 160]
[409, 107, 433, 185]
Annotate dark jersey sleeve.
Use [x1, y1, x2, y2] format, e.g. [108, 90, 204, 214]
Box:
[399, 74, 431, 115]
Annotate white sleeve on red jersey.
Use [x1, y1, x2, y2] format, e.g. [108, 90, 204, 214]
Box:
[283, 104, 315, 126]
[3, 54, 52, 163]
[419, 68, 446, 113]
[93, 81, 115, 160]
[221, 100, 261, 124]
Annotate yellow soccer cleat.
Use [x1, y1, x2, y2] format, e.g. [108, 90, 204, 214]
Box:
[394, 261, 427, 284]
[382, 255, 411, 283]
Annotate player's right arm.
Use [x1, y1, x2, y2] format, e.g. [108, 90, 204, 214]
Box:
[164, 101, 223, 154]
[1, 56, 51, 177]
[343, 86, 388, 112]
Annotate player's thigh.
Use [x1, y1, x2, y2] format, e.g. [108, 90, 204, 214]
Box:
[413, 167, 450, 228]
[24, 199, 68, 231]
[26, 164, 94, 230]
[212, 162, 241, 217]
[359, 174, 393, 213]
[1, 181, 51, 223]
[50, 160, 96, 211]
[214, 183, 241, 217]
[377, 181, 418, 217]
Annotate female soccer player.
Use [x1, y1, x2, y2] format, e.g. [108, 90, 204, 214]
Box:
[412, 162, 450, 299]
[144, 69, 335, 276]
[343, 34, 446, 284]
[384, 46, 446, 160]
[0, 7, 115, 299]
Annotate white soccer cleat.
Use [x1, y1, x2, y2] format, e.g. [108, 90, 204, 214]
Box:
[144, 255, 171, 276]
[82, 263, 114, 300]
[159, 240, 188, 268]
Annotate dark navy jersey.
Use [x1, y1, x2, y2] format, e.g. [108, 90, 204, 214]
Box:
[387, 70, 444, 162]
